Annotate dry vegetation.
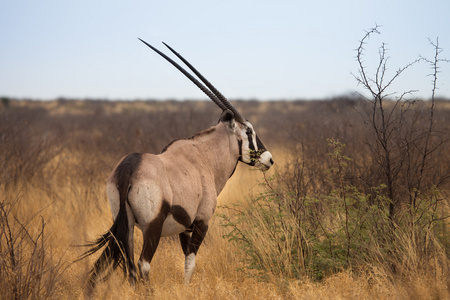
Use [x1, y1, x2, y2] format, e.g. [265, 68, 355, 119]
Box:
[1, 96, 449, 299]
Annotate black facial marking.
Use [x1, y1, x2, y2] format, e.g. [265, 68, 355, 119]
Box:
[237, 139, 243, 162]
[249, 135, 267, 163]
[170, 205, 192, 228]
[246, 129, 258, 165]
[246, 131, 255, 151]
[256, 135, 266, 152]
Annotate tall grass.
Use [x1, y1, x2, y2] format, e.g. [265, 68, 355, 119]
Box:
[220, 138, 449, 297]
[1, 98, 449, 299]
[0, 191, 67, 299]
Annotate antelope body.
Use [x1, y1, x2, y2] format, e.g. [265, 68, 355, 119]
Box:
[83, 39, 273, 288]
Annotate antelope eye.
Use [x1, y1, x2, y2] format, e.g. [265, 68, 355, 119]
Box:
[246, 128, 252, 135]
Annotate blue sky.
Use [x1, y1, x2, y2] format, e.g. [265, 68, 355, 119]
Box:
[1, 1, 449, 100]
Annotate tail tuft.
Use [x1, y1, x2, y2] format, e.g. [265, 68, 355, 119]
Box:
[79, 205, 136, 287]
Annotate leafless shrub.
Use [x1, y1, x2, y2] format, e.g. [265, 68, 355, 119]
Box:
[220, 28, 450, 284]
[0, 192, 67, 299]
[353, 27, 450, 227]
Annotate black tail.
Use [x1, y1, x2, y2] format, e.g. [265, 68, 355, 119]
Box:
[80, 153, 141, 288]
[80, 201, 136, 288]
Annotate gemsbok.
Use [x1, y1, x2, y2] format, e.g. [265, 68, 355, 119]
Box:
[82, 39, 274, 288]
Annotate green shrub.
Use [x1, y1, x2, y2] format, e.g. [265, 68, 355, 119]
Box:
[220, 139, 449, 281]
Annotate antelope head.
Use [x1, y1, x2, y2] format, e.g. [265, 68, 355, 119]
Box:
[138, 39, 274, 171]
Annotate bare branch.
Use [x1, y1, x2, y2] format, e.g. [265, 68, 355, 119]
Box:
[354, 26, 381, 97]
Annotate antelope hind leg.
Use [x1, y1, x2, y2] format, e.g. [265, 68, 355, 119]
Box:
[182, 219, 208, 284]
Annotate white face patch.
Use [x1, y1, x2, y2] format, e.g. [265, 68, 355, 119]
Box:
[237, 122, 256, 165]
[257, 151, 274, 171]
[236, 121, 273, 171]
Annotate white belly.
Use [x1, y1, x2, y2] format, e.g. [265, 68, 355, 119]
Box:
[161, 215, 187, 237]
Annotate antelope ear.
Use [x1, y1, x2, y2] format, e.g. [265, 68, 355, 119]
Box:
[219, 109, 236, 129]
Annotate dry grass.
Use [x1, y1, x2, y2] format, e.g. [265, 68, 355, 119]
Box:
[1, 99, 449, 299]
[2, 152, 449, 299]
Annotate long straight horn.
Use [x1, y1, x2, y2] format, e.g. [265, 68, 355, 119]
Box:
[162, 42, 246, 123]
[138, 38, 228, 111]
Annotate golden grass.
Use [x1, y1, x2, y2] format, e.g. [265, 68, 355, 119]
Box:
[2, 145, 449, 299]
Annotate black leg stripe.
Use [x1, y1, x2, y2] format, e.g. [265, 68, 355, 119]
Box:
[170, 205, 192, 229]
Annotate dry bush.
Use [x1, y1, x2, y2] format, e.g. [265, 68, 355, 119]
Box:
[0, 192, 66, 299]
[0, 105, 62, 189]
[221, 138, 449, 299]
[219, 28, 450, 298]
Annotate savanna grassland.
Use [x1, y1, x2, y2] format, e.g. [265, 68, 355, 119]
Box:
[1, 97, 450, 299]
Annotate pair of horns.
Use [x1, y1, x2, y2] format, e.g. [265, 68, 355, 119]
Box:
[138, 38, 245, 123]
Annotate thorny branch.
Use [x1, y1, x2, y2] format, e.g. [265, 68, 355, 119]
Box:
[353, 26, 449, 226]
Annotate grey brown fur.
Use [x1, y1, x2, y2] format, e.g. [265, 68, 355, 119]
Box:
[83, 40, 273, 288]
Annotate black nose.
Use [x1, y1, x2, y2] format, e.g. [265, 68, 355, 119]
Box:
[270, 158, 274, 165]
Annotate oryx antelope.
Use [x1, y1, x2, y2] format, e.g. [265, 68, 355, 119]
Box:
[83, 39, 274, 287]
